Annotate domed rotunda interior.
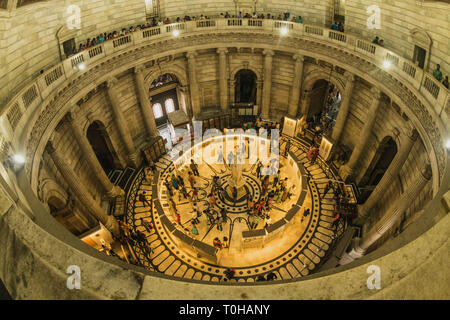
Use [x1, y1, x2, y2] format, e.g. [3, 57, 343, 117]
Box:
[0, 0, 449, 300]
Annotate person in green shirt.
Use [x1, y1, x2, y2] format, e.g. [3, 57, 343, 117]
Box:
[297, 16, 303, 23]
[433, 64, 443, 81]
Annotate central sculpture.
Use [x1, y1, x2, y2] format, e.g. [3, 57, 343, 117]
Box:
[226, 160, 247, 201]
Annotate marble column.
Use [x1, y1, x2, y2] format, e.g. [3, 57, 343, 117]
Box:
[261, 49, 275, 119]
[331, 72, 355, 143]
[106, 78, 140, 168]
[134, 66, 158, 137]
[357, 129, 419, 222]
[46, 139, 120, 236]
[186, 51, 201, 116]
[217, 48, 229, 111]
[339, 87, 382, 181]
[340, 164, 432, 265]
[287, 54, 305, 118]
[66, 112, 124, 198]
[299, 91, 312, 118]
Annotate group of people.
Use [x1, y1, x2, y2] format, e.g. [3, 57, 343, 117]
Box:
[372, 36, 385, 47]
[331, 21, 345, 33]
[433, 64, 449, 89]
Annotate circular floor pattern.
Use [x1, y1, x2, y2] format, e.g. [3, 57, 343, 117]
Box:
[125, 134, 347, 282]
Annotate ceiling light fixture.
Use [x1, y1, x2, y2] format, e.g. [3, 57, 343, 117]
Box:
[172, 29, 180, 37]
[280, 27, 288, 35]
[382, 60, 391, 69]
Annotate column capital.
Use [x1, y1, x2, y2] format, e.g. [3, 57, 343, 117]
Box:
[370, 86, 382, 99]
[344, 72, 355, 83]
[217, 47, 228, 55]
[106, 77, 118, 89]
[134, 65, 146, 75]
[64, 111, 78, 125]
[293, 54, 304, 62]
[421, 164, 432, 180]
[263, 49, 275, 57]
[408, 128, 419, 141]
[46, 136, 57, 155]
[186, 51, 197, 59]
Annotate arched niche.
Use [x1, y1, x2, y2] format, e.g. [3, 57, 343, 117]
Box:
[86, 120, 122, 175]
[358, 136, 398, 203]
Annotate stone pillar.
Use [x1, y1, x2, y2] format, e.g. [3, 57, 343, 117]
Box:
[217, 48, 229, 111]
[339, 87, 382, 181]
[186, 51, 201, 116]
[287, 54, 305, 118]
[66, 112, 124, 198]
[46, 139, 120, 236]
[340, 164, 431, 265]
[357, 129, 419, 222]
[299, 91, 312, 118]
[106, 78, 140, 168]
[134, 66, 158, 137]
[331, 72, 355, 143]
[261, 49, 275, 119]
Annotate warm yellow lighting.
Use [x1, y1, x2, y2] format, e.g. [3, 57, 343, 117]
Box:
[446, 139, 450, 150]
[382, 60, 391, 69]
[78, 63, 85, 70]
[12, 154, 25, 164]
[280, 27, 288, 35]
[172, 29, 180, 37]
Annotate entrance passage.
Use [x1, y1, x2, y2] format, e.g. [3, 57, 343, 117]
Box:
[307, 79, 341, 135]
[235, 69, 257, 104]
[86, 121, 120, 176]
[358, 136, 397, 203]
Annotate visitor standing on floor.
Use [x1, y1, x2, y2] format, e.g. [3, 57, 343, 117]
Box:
[190, 159, 200, 176]
[220, 207, 228, 221]
[191, 223, 199, 236]
[188, 171, 196, 188]
[222, 236, 229, 248]
[284, 139, 291, 157]
[256, 161, 262, 178]
[138, 191, 151, 207]
[322, 180, 334, 199]
[209, 193, 216, 207]
[301, 208, 311, 222]
[213, 237, 223, 249]
[164, 180, 173, 197]
[191, 187, 199, 202]
[171, 173, 179, 190]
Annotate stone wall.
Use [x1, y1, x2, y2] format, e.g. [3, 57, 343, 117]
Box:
[0, 0, 146, 107]
[345, 0, 450, 76]
[159, 0, 332, 25]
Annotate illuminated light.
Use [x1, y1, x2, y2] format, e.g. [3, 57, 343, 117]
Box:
[446, 139, 450, 150]
[12, 154, 25, 164]
[382, 60, 391, 69]
[78, 63, 85, 70]
[172, 29, 180, 37]
[280, 27, 288, 35]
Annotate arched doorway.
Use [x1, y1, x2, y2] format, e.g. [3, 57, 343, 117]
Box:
[307, 79, 341, 133]
[86, 121, 121, 176]
[358, 137, 398, 203]
[234, 69, 257, 104]
[149, 73, 181, 127]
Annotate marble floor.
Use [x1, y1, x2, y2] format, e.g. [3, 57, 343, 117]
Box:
[125, 134, 345, 282]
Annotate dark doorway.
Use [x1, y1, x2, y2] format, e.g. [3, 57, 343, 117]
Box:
[307, 79, 341, 134]
[235, 70, 257, 104]
[86, 121, 120, 176]
[413, 45, 427, 69]
[358, 137, 398, 203]
[62, 38, 76, 57]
